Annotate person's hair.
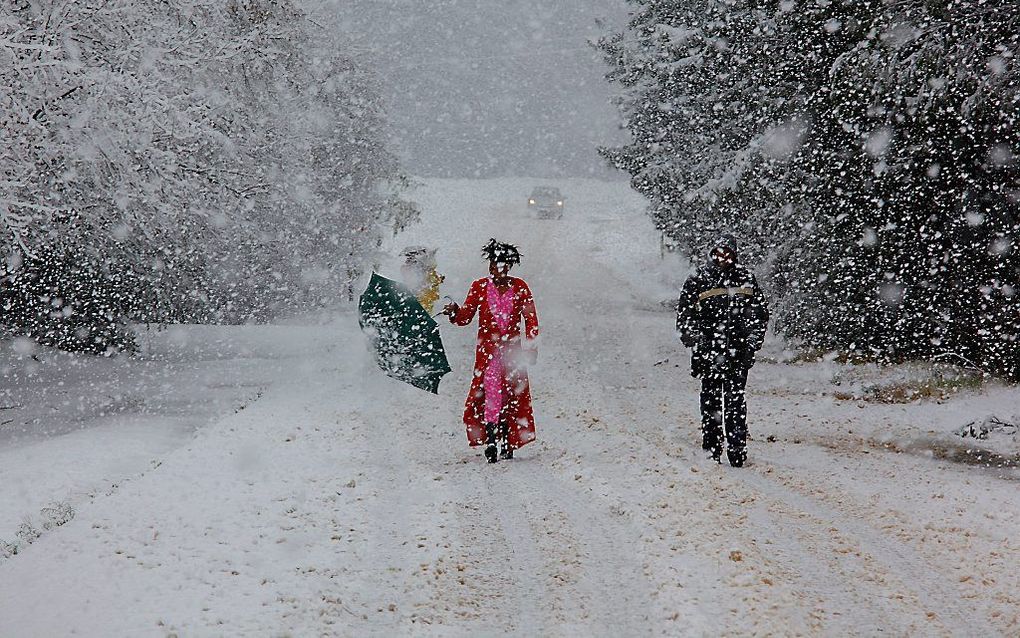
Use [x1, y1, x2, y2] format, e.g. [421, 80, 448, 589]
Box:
[482, 238, 521, 266]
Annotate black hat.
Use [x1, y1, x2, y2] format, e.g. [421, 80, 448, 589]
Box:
[482, 238, 522, 266]
[707, 234, 739, 260]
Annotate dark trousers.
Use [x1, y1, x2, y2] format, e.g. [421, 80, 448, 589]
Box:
[700, 367, 748, 456]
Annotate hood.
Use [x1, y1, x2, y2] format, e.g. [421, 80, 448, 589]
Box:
[705, 234, 740, 264]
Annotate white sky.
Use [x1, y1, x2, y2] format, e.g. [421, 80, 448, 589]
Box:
[316, 0, 631, 177]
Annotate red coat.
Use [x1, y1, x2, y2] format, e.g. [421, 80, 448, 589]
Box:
[449, 277, 539, 448]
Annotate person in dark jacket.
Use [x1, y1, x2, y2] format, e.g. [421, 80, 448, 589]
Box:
[676, 235, 769, 467]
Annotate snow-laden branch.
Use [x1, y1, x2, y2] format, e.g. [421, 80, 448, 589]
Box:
[0, 0, 412, 339]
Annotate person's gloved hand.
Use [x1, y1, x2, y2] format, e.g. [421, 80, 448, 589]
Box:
[524, 349, 538, 366]
[679, 330, 697, 348]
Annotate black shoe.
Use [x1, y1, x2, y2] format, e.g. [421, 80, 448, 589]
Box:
[727, 449, 746, 468]
[500, 446, 514, 460]
[485, 444, 498, 464]
[708, 449, 722, 464]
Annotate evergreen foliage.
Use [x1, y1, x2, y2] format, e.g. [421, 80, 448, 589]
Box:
[600, 0, 1020, 379]
[1, 0, 415, 352]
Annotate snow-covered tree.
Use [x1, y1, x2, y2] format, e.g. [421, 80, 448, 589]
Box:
[601, 0, 1020, 379]
[777, 1, 1020, 380]
[597, 0, 843, 264]
[1, 0, 413, 351]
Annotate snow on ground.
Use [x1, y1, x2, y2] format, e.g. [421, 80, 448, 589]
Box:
[1, 178, 1018, 636]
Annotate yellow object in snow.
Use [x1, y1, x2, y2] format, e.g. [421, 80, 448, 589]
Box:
[417, 268, 444, 314]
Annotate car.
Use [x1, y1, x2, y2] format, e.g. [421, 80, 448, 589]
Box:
[527, 186, 565, 219]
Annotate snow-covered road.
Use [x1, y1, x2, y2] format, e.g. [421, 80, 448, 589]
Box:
[1, 179, 1018, 636]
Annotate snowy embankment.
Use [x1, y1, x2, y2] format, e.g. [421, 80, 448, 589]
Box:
[0, 178, 1018, 636]
[0, 323, 335, 549]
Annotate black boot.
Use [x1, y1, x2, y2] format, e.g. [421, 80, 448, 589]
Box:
[703, 433, 722, 462]
[498, 422, 513, 460]
[727, 447, 746, 468]
[484, 423, 498, 464]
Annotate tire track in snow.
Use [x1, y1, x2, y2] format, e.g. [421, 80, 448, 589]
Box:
[759, 441, 1020, 635]
[630, 408, 990, 636]
[741, 497, 899, 634]
[485, 466, 557, 635]
[734, 467, 995, 637]
[483, 456, 657, 636]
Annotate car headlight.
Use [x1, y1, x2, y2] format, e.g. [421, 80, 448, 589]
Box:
[557, 201, 563, 206]
[528, 199, 535, 205]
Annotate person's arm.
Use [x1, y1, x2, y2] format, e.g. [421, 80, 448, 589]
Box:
[448, 280, 483, 326]
[519, 281, 539, 343]
[676, 276, 700, 347]
[518, 281, 539, 365]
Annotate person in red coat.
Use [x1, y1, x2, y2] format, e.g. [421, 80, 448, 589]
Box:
[442, 239, 539, 463]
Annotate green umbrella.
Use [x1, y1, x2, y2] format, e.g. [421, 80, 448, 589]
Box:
[358, 272, 452, 394]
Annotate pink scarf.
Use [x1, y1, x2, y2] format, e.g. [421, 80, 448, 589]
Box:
[483, 279, 515, 424]
[486, 279, 515, 332]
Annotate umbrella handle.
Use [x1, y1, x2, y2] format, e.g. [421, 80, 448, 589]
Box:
[433, 295, 456, 318]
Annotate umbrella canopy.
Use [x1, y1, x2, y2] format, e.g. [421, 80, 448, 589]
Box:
[358, 272, 451, 394]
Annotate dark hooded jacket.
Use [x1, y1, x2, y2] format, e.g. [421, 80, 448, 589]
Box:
[676, 236, 769, 378]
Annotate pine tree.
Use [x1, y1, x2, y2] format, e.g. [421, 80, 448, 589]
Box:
[0, 0, 414, 351]
[777, 1, 1020, 379]
[601, 0, 1020, 379]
